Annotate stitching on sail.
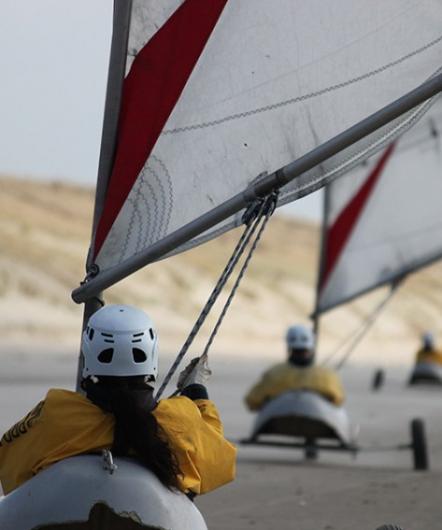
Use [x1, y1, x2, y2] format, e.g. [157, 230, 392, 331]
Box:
[119, 174, 151, 261]
[152, 155, 174, 233]
[283, 97, 438, 201]
[134, 177, 149, 254]
[113, 158, 175, 266]
[167, 94, 439, 256]
[120, 197, 140, 262]
[161, 34, 442, 135]
[144, 180, 161, 245]
[145, 165, 169, 243]
[136, 174, 153, 250]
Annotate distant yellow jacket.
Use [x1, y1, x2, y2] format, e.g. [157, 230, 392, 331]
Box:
[0, 389, 236, 496]
[245, 362, 345, 411]
[416, 348, 442, 366]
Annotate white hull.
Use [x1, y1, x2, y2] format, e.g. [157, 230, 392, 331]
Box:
[0, 455, 207, 530]
[251, 390, 353, 445]
[409, 361, 442, 385]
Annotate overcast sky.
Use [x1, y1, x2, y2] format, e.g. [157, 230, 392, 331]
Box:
[0, 0, 321, 220]
[0, 1, 112, 181]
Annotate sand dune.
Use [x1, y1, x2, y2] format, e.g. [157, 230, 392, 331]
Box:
[1, 175, 442, 365]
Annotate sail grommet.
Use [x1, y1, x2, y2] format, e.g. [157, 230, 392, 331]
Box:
[80, 264, 101, 287]
[87, 264, 100, 279]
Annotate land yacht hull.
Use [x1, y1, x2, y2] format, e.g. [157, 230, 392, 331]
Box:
[0, 455, 207, 530]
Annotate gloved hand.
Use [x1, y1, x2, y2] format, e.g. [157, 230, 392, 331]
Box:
[177, 356, 212, 390]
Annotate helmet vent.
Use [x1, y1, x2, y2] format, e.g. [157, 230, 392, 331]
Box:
[149, 328, 154, 340]
[98, 348, 114, 363]
[132, 332, 145, 344]
[101, 332, 114, 344]
[88, 329, 95, 340]
[132, 348, 147, 363]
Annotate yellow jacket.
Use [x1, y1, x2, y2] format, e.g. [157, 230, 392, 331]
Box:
[416, 348, 442, 366]
[0, 389, 236, 496]
[245, 362, 345, 411]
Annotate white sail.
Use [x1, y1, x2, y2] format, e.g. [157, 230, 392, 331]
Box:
[89, 0, 442, 280]
[316, 99, 442, 314]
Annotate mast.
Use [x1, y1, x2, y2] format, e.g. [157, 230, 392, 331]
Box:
[312, 186, 330, 342]
[76, 0, 133, 390]
[72, 72, 442, 303]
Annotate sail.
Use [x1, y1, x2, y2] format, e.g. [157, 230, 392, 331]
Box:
[316, 99, 442, 315]
[87, 1, 442, 284]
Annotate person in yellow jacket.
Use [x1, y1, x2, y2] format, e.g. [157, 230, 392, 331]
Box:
[0, 304, 236, 496]
[415, 331, 442, 366]
[245, 324, 344, 411]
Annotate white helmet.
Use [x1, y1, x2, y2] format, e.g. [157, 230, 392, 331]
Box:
[82, 305, 158, 379]
[286, 325, 315, 351]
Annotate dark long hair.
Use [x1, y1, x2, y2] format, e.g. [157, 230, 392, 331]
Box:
[83, 376, 181, 490]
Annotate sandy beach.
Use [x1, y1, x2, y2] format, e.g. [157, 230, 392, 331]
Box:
[1, 350, 441, 529]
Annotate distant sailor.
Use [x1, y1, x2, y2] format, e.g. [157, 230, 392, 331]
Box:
[414, 331, 442, 366]
[0, 304, 236, 496]
[245, 324, 344, 410]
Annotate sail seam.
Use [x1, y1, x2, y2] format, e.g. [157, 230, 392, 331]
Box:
[278, 92, 440, 202]
[153, 92, 437, 262]
[162, 34, 442, 135]
[137, 174, 153, 250]
[152, 155, 174, 235]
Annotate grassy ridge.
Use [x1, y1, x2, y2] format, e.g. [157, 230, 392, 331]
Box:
[1, 176, 441, 362]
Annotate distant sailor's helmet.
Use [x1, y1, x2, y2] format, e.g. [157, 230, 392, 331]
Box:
[422, 331, 435, 351]
[82, 304, 158, 380]
[286, 324, 315, 366]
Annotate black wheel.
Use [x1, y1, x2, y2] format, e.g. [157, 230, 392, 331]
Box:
[375, 526, 404, 530]
[304, 440, 318, 460]
[371, 368, 385, 391]
[411, 418, 429, 471]
[407, 373, 417, 386]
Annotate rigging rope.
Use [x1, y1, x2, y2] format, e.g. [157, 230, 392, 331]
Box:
[155, 192, 278, 400]
[200, 193, 277, 360]
[321, 278, 403, 370]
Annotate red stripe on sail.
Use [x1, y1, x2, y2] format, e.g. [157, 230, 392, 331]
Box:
[94, 0, 228, 259]
[320, 143, 396, 293]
